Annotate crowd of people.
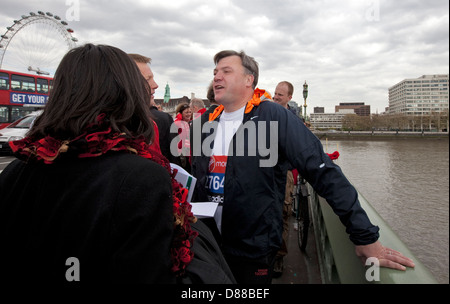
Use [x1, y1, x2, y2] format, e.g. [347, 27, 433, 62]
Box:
[0, 43, 415, 284]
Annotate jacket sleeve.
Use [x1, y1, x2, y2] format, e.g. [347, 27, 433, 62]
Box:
[279, 109, 380, 245]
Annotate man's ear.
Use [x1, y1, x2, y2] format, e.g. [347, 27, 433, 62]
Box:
[246, 74, 255, 88]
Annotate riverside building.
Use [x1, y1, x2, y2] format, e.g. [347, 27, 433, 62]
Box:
[388, 74, 449, 115]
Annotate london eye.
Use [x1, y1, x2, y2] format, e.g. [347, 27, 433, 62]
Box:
[0, 11, 78, 76]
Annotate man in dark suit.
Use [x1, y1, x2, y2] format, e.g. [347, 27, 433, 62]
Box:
[129, 53, 180, 165]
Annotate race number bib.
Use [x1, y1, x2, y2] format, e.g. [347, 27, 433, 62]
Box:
[207, 155, 227, 203]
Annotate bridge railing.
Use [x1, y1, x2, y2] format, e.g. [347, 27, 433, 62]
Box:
[308, 184, 438, 284]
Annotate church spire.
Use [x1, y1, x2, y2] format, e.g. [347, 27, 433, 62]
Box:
[164, 82, 171, 103]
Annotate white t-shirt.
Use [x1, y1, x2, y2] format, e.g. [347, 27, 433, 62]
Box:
[207, 106, 245, 232]
[212, 106, 246, 155]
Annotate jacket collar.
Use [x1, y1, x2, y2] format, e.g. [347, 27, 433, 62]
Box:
[208, 88, 272, 121]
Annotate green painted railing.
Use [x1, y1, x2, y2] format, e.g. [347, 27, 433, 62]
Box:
[308, 184, 438, 284]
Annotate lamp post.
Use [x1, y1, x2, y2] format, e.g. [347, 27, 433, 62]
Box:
[302, 81, 308, 120]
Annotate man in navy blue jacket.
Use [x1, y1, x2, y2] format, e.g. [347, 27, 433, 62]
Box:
[190, 50, 415, 284]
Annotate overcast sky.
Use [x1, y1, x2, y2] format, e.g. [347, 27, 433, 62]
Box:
[1, 0, 448, 113]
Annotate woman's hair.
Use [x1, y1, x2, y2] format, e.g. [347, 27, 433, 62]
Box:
[28, 43, 154, 142]
[206, 81, 215, 102]
[176, 103, 190, 114]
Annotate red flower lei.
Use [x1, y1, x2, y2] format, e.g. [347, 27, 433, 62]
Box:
[10, 113, 198, 277]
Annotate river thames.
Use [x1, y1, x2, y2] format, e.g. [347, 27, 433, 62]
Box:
[320, 136, 449, 284]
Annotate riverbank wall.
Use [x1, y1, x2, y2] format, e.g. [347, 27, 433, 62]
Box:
[313, 131, 449, 140]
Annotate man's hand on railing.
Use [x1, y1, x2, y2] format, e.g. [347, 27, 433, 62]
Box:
[355, 240, 416, 271]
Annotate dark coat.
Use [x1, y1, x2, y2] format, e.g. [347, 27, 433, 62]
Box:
[182, 220, 236, 284]
[191, 100, 379, 259]
[0, 152, 176, 283]
[150, 106, 180, 165]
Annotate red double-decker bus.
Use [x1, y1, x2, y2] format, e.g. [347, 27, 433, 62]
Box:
[0, 69, 52, 129]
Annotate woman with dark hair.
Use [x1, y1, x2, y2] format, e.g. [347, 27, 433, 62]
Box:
[0, 44, 197, 283]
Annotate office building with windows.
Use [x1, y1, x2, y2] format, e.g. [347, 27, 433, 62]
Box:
[388, 74, 449, 115]
[335, 103, 370, 116]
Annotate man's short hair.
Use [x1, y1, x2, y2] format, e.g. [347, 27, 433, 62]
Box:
[190, 98, 205, 109]
[278, 81, 294, 96]
[128, 53, 152, 64]
[214, 50, 259, 89]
